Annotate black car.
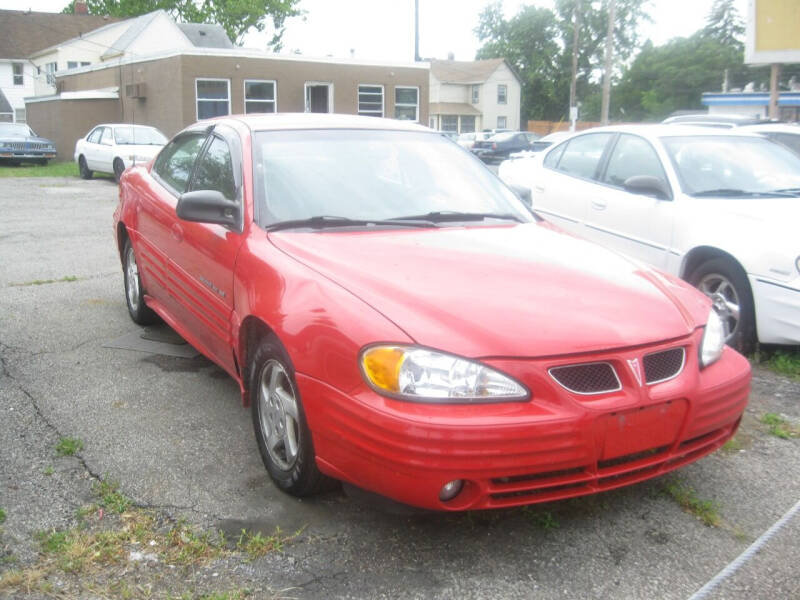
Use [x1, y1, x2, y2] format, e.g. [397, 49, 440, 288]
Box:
[471, 131, 536, 164]
[0, 123, 57, 165]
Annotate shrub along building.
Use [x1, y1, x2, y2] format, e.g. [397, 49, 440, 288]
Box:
[26, 48, 430, 160]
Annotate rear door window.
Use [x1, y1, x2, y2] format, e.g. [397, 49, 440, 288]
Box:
[602, 134, 669, 190]
[552, 133, 613, 180]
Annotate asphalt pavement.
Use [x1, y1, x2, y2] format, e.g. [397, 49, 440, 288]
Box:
[1, 176, 799, 599]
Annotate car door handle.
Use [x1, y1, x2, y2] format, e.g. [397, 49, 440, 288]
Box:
[591, 200, 607, 211]
[171, 223, 184, 242]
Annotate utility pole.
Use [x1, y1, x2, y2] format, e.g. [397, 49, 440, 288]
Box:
[600, 0, 615, 125]
[568, 1, 581, 131]
[768, 63, 781, 119]
[414, 0, 421, 62]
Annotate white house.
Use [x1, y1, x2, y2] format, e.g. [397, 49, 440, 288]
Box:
[428, 58, 522, 133]
[29, 10, 233, 96]
[0, 8, 117, 122]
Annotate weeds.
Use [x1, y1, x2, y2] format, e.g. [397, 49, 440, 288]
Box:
[55, 436, 83, 456]
[662, 478, 721, 527]
[760, 413, 799, 439]
[236, 527, 300, 560]
[752, 347, 800, 379]
[0, 507, 5, 524]
[521, 507, 560, 530]
[10, 275, 80, 287]
[93, 479, 131, 514]
[43, 466, 54, 476]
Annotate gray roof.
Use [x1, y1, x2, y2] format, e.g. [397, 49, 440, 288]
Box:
[429, 102, 482, 116]
[102, 11, 160, 59]
[430, 58, 519, 85]
[177, 23, 233, 49]
[0, 9, 122, 59]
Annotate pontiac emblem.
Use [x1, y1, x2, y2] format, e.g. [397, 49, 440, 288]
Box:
[627, 358, 643, 386]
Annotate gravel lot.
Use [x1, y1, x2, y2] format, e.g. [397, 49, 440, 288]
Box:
[1, 175, 799, 599]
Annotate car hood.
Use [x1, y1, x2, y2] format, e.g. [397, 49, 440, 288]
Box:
[0, 136, 52, 144]
[692, 196, 800, 222]
[269, 223, 711, 358]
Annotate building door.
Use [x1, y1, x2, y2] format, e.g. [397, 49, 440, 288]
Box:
[305, 83, 332, 113]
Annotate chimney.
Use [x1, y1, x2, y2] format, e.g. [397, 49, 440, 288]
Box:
[74, 1, 88, 15]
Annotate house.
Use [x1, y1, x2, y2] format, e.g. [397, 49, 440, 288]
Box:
[28, 10, 233, 97]
[25, 48, 429, 160]
[702, 91, 800, 122]
[0, 8, 118, 122]
[428, 58, 522, 133]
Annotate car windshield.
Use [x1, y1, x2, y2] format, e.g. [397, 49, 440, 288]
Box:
[114, 126, 167, 145]
[0, 124, 35, 138]
[662, 135, 800, 196]
[254, 129, 532, 227]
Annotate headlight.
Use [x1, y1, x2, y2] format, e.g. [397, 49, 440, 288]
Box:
[360, 345, 528, 403]
[699, 308, 726, 368]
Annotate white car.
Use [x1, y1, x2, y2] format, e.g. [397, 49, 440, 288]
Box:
[738, 123, 800, 156]
[498, 124, 800, 350]
[74, 124, 167, 182]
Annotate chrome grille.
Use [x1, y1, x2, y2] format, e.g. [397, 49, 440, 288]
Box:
[643, 347, 685, 384]
[6, 142, 48, 151]
[549, 362, 621, 395]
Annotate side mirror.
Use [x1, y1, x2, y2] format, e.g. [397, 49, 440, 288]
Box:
[177, 190, 240, 228]
[623, 175, 671, 200]
[508, 183, 532, 206]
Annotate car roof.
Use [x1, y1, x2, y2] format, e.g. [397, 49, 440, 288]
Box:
[211, 113, 433, 134]
[662, 113, 772, 126]
[570, 123, 768, 140]
[738, 123, 800, 134]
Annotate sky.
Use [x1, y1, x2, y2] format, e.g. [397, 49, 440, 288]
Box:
[3, 0, 749, 63]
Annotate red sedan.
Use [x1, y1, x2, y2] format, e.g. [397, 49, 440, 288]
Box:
[113, 114, 750, 511]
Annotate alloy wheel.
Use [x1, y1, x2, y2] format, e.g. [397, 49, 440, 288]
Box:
[257, 359, 301, 471]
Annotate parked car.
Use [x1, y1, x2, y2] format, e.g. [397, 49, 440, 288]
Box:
[0, 123, 57, 165]
[661, 113, 772, 128]
[507, 130, 576, 161]
[499, 124, 800, 351]
[472, 131, 534, 163]
[456, 129, 510, 150]
[738, 122, 800, 156]
[74, 124, 167, 182]
[662, 114, 800, 156]
[114, 114, 750, 511]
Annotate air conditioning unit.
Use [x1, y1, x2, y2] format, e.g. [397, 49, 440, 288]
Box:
[125, 83, 146, 99]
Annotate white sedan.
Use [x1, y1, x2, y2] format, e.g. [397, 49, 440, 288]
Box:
[499, 124, 800, 351]
[74, 124, 167, 182]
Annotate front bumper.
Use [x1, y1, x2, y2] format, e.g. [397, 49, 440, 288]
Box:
[0, 151, 56, 160]
[300, 332, 751, 511]
[750, 275, 800, 345]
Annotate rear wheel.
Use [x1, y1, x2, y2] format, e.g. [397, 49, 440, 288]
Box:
[250, 335, 335, 497]
[689, 257, 755, 353]
[122, 238, 159, 325]
[78, 156, 92, 180]
[113, 158, 125, 183]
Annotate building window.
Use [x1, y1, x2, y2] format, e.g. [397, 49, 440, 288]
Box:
[44, 62, 57, 85]
[394, 86, 419, 121]
[358, 84, 384, 117]
[471, 84, 480, 104]
[196, 78, 230, 120]
[497, 84, 507, 105]
[441, 115, 458, 132]
[14, 108, 26, 123]
[67, 61, 78, 69]
[497, 116, 507, 129]
[460, 115, 475, 133]
[429, 117, 436, 129]
[12, 63, 23, 86]
[244, 80, 276, 113]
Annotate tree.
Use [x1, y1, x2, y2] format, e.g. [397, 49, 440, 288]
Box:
[61, 0, 302, 48]
[702, 0, 745, 48]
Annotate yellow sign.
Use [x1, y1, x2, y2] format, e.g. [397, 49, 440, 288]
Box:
[746, 0, 800, 64]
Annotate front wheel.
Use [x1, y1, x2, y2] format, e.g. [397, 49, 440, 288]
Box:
[689, 257, 756, 354]
[250, 336, 334, 497]
[122, 238, 159, 325]
[78, 156, 92, 180]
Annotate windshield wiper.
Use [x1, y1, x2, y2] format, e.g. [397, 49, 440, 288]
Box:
[265, 215, 436, 232]
[772, 187, 800, 196]
[691, 188, 798, 198]
[387, 210, 523, 223]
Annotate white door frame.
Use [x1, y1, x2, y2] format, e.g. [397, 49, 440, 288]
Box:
[304, 81, 334, 113]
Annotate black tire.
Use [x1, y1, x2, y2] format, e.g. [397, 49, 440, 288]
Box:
[113, 158, 125, 183]
[78, 156, 92, 180]
[688, 257, 756, 354]
[250, 335, 334, 497]
[122, 238, 159, 325]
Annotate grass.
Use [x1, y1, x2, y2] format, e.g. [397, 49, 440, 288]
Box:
[521, 507, 560, 530]
[43, 466, 54, 476]
[0, 161, 78, 178]
[0, 507, 5, 524]
[752, 347, 800, 380]
[9, 275, 80, 287]
[236, 527, 299, 560]
[721, 436, 745, 454]
[760, 413, 800, 439]
[662, 478, 721, 527]
[55, 436, 83, 456]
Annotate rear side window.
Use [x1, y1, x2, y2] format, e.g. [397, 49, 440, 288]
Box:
[153, 134, 206, 194]
[190, 136, 236, 201]
[87, 128, 103, 143]
[770, 132, 800, 156]
[552, 133, 613, 179]
[100, 128, 114, 145]
[602, 134, 668, 189]
[543, 142, 566, 168]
